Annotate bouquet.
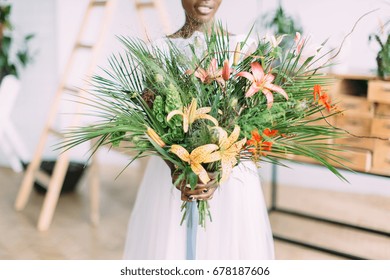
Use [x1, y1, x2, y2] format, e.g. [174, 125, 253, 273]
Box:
[60, 25, 345, 227]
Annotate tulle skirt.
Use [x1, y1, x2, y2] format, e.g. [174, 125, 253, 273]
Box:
[123, 156, 275, 260]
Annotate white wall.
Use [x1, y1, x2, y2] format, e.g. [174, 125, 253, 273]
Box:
[1, 0, 389, 193]
[0, 0, 58, 166]
[258, 0, 390, 73]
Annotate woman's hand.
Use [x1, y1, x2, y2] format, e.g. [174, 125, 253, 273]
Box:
[172, 172, 219, 202]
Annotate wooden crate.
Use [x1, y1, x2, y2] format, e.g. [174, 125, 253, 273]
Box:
[368, 80, 390, 104]
[332, 148, 372, 173]
[371, 117, 390, 139]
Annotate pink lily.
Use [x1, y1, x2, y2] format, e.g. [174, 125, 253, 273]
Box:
[221, 59, 231, 81]
[294, 32, 322, 60]
[295, 32, 304, 53]
[265, 33, 286, 48]
[186, 58, 232, 86]
[236, 62, 288, 108]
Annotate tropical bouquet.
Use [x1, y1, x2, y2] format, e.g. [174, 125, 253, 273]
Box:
[60, 25, 345, 227]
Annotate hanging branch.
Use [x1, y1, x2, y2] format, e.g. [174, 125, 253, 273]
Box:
[320, 111, 389, 141]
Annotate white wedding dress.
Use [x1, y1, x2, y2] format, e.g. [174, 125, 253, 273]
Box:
[123, 32, 275, 260]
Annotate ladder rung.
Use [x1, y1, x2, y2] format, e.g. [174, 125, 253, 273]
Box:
[49, 128, 64, 138]
[35, 169, 51, 188]
[135, 2, 155, 9]
[92, 1, 107, 6]
[76, 43, 93, 49]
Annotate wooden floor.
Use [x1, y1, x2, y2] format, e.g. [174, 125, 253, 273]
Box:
[0, 156, 389, 260]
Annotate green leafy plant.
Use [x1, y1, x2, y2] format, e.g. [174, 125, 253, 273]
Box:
[0, 3, 34, 82]
[369, 19, 390, 79]
[264, 4, 302, 36]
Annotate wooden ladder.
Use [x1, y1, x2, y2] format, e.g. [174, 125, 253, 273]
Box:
[14, 0, 116, 231]
[134, 0, 171, 40]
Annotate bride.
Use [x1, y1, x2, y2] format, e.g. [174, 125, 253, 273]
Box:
[123, 0, 275, 260]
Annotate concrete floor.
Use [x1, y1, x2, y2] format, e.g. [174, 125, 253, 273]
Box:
[0, 156, 389, 260]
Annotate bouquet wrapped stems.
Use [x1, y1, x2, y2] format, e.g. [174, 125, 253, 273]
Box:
[171, 167, 219, 227]
[171, 168, 219, 260]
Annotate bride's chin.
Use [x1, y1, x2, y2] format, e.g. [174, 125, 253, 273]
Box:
[190, 15, 214, 24]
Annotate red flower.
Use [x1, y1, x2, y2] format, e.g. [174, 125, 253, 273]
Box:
[318, 92, 332, 111]
[262, 141, 273, 151]
[313, 84, 322, 100]
[312, 84, 334, 112]
[246, 128, 278, 159]
[263, 128, 278, 137]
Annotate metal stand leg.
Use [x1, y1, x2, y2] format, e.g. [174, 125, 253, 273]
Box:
[268, 163, 388, 260]
[270, 164, 278, 211]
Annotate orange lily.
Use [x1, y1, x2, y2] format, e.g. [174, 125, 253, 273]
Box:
[170, 144, 219, 184]
[312, 84, 333, 112]
[204, 125, 246, 183]
[246, 128, 278, 161]
[263, 128, 278, 138]
[236, 62, 288, 108]
[318, 92, 333, 111]
[313, 84, 322, 100]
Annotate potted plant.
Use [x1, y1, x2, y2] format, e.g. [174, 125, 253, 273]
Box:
[263, 4, 302, 36]
[369, 19, 390, 80]
[0, 3, 34, 173]
[0, 3, 85, 193]
[256, 1, 303, 48]
[0, 3, 34, 83]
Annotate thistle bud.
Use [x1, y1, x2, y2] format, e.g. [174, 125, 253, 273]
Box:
[230, 98, 238, 108]
[155, 73, 164, 83]
[296, 100, 308, 111]
[210, 128, 220, 144]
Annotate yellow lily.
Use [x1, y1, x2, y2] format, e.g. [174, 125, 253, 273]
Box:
[167, 98, 219, 133]
[205, 125, 246, 183]
[233, 42, 241, 66]
[146, 127, 166, 148]
[170, 144, 219, 184]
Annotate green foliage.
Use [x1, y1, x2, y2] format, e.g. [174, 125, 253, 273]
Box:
[0, 3, 35, 82]
[369, 19, 390, 78]
[374, 33, 390, 77]
[379, 34, 390, 76]
[0, 5, 12, 27]
[264, 4, 303, 35]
